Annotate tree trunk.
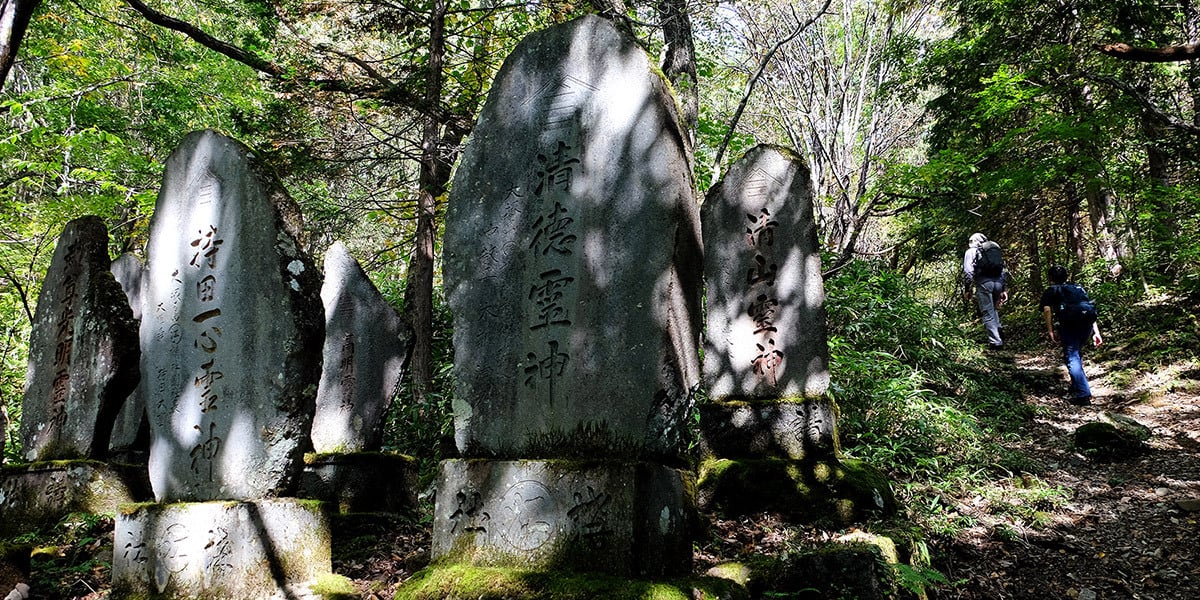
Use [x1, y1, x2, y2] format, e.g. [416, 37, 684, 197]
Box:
[0, 0, 40, 93]
[1024, 209, 1043, 293]
[657, 0, 698, 144]
[404, 0, 448, 407]
[1065, 182, 1086, 272]
[1085, 182, 1125, 278]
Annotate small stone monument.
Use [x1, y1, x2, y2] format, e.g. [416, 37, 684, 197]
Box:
[300, 241, 416, 513]
[108, 252, 149, 462]
[699, 145, 892, 521]
[3, 216, 149, 535]
[19, 216, 140, 462]
[111, 130, 330, 599]
[311, 241, 411, 454]
[433, 14, 701, 577]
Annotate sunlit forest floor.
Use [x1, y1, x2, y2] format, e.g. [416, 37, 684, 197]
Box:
[928, 346, 1200, 599]
[13, 327, 1200, 599]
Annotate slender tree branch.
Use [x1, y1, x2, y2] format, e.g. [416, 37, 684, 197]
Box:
[117, 0, 425, 110]
[1085, 73, 1200, 136]
[712, 0, 833, 184]
[1095, 42, 1200, 63]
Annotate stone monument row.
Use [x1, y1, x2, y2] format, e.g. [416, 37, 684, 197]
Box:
[436, 14, 703, 576]
[110, 130, 331, 599]
[698, 144, 893, 520]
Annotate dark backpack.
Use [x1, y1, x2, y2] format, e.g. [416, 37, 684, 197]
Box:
[973, 241, 1005, 278]
[1055, 284, 1097, 328]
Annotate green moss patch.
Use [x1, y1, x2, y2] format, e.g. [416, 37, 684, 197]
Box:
[394, 565, 747, 600]
[697, 457, 894, 523]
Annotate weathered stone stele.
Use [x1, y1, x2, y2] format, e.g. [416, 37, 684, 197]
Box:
[311, 241, 411, 453]
[108, 252, 149, 460]
[20, 216, 139, 462]
[443, 14, 702, 460]
[697, 145, 892, 522]
[702, 144, 828, 401]
[112, 499, 331, 599]
[140, 129, 324, 502]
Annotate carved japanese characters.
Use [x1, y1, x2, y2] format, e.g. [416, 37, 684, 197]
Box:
[20, 216, 139, 462]
[140, 130, 323, 502]
[443, 14, 702, 460]
[311, 241, 412, 453]
[702, 145, 830, 400]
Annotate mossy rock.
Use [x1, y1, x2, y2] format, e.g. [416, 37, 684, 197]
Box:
[697, 457, 895, 523]
[1074, 422, 1149, 458]
[394, 564, 748, 600]
[713, 534, 932, 600]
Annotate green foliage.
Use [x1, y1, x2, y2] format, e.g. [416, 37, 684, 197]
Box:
[382, 285, 455, 462]
[6, 512, 113, 598]
[824, 259, 1060, 536]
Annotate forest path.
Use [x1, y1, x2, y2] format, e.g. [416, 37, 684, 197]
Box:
[938, 344, 1200, 599]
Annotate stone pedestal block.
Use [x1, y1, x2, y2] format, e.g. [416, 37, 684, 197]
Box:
[299, 452, 416, 514]
[697, 458, 894, 523]
[432, 459, 693, 576]
[0, 461, 151, 537]
[698, 399, 839, 461]
[111, 499, 331, 600]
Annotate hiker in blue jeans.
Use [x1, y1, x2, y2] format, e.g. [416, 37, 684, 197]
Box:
[1040, 265, 1103, 405]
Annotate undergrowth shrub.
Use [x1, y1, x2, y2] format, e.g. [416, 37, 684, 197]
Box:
[825, 260, 1031, 478]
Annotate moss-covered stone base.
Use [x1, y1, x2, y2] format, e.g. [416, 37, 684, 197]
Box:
[394, 564, 748, 600]
[433, 459, 694, 576]
[706, 532, 932, 600]
[697, 457, 894, 523]
[299, 451, 418, 514]
[110, 498, 332, 600]
[0, 460, 151, 537]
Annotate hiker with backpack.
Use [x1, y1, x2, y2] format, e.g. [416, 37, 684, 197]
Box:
[962, 232, 1008, 349]
[1040, 265, 1103, 405]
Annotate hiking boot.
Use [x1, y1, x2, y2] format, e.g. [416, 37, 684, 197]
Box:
[1067, 395, 1092, 406]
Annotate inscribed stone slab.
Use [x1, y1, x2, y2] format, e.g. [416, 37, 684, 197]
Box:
[311, 241, 411, 453]
[140, 129, 324, 502]
[0, 461, 151, 537]
[702, 145, 829, 400]
[432, 459, 693, 575]
[443, 14, 702, 460]
[697, 399, 839, 461]
[111, 499, 331, 600]
[109, 253, 148, 458]
[20, 216, 140, 461]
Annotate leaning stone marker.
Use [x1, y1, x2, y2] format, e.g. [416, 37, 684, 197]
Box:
[139, 129, 323, 503]
[20, 216, 139, 462]
[311, 241, 411, 454]
[112, 131, 330, 600]
[108, 252, 149, 461]
[432, 14, 701, 578]
[698, 145, 892, 522]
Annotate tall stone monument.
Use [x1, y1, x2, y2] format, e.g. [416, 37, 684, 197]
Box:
[300, 241, 416, 513]
[698, 145, 892, 521]
[2, 216, 148, 536]
[19, 216, 140, 462]
[111, 130, 330, 599]
[434, 14, 702, 576]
